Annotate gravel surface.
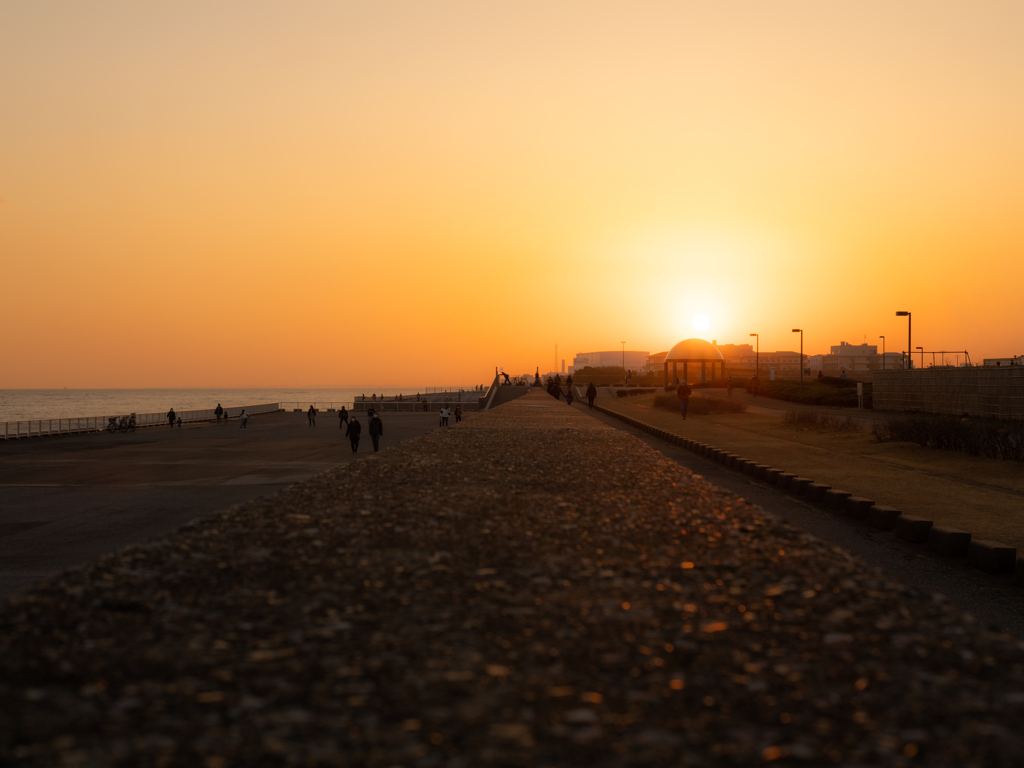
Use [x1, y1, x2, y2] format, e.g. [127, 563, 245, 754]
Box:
[3, 391, 1024, 767]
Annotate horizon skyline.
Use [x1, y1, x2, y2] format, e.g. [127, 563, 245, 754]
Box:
[2, 1, 1022, 389]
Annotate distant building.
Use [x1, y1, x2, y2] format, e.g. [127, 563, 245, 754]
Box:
[570, 350, 649, 374]
[645, 351, 668, 372]
[804, 341, 903, 378]
[984, 356, 1023, 367]
[717, 343, 802, 379]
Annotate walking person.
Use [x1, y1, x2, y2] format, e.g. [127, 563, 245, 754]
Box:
[586, 382, 597, 410]
[368, 411, 384, 452]
[676, 380, 693, 420]
[726, 377, 734, 398]
[307, 405, 317, 426]
[440, 405, 450, 428]
[239, 409, 249, 429]
[176, 416, 182, 428]
[338, 406, 348, 429]
[454, 405, 462, 424]
[167, 408, 176, 428]
[749, 374, 761, 398]
[345, 416, 361, 452]
[215, 403, 224, 423]
[566, 387, 574, 406]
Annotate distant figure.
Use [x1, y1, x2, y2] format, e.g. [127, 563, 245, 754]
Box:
[726, 377, 734, 398]
[345, 416, 361, 452]
[167, 408, 176, 428]
[817, 371, 824, 380]
[239, 409, 249, 429]
[371, 393, 376, 402]
[840, 369, 847, 379]
[749, 375, 761, 398]
[566, 374, 573, 387]
[339, 406, 348, 428]
[586, 382, 597, 410]
[676, 380, 693, 420]
[215, 403, 224, 423]
[368, 411, 384, 452]
[502, 372, 511, 384]
[566, 388, 574, 407]
[307, 405, 317, 427]
[176, 417, 182, 428]
[440, 405, 450, 428]
[455, 405, 463, 424]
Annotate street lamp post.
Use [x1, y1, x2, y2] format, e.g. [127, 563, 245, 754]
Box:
[916, 346, 924, 370]
[896, 311, 911, 369]
[879, 336, 885, 370]
[749, 333, 759, 380]
[792, 329, 803, 386]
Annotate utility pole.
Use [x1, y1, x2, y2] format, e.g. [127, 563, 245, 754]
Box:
[792, 329, 803, 386]
[879, 336, 885, 370]
[749, 333, 759, 380]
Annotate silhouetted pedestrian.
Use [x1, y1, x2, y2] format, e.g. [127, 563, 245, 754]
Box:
[307, 405, 317, 426]
[586, 382, 597, 410]
[339, 406, 348, 429]
[440, 406, 450, 428]
[566, 388, 574, 406]
[726, 377, 734, 397]
[215, 403, 224, 423]
[167, 408, 176, 428]
[346, 417, 361, 452]
[369, 411, 383, 452]
[676, 380, 693, 420]
[455, 405, 462, 423]
[176, 417, 182, 428]
[240, 409, 249, 429]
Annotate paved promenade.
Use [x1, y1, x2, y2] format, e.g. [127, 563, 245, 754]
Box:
[3, 392, 1024, 765]
[0, 411, 439, 598]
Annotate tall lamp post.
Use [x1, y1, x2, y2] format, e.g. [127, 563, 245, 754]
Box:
[916, 346, 924, 370]
[896, 311, 911, 369]
[749, 333, 759, 381]
[792, 329, 803, 386]
[879, 335, 885, 370]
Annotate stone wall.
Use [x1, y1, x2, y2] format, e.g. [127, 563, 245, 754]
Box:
[873, 367, 1024, 419]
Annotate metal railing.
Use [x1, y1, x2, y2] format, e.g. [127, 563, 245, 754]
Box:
[2, 402, 281, 440]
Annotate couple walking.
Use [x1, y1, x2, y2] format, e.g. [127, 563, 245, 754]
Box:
[345, 409, 383, 452]
[439, 405, 461, 428]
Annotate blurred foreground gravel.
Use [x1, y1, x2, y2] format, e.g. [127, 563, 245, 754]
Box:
[3, 391, 1024, 767]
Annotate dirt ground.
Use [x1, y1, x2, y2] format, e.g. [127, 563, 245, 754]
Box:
[595, 393, 1024, 551]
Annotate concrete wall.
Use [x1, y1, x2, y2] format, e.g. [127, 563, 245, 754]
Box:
[873, 367, 1024, 420]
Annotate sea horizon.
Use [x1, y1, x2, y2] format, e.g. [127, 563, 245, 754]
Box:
[0, 386, 482, 422]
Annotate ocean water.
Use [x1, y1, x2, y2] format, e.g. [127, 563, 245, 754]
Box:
[0, 387, 478, 422]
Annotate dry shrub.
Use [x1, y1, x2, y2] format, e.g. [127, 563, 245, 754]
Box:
[873, 415, 1024, 461]
[653, 395, 746, 415]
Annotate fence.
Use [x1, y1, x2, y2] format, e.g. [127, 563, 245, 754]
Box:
[2, 402, 281, 440]
[873, 368, 1024, 420]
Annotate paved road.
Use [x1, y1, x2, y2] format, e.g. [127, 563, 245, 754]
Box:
[579, 402, 1024, 638]
[0, 411, 442, 598]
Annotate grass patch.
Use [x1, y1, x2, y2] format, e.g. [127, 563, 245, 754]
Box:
[873, 414, 1024, 461]
[753, 379, 872, 409]
[653, 395, 747, 415]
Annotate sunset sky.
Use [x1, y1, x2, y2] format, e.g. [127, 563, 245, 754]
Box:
[2, 1, 1022, 388]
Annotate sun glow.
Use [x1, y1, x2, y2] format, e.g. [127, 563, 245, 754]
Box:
[692, 314, 711, 332]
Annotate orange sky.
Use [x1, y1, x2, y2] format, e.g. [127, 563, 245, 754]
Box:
[2, 1, 1022, 387]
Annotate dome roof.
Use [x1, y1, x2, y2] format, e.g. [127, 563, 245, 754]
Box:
[665, 338, 724, 362]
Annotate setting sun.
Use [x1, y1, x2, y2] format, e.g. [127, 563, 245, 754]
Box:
[692, 314, 711, 333]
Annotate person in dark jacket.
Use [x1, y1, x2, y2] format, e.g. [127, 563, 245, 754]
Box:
[586, 383, 597, 410]
[307, 405, 317, 426]
[676, 380, 693, 420]
[215, 403, 224, 423]
[338, 406, 348, 429]
[167, 408, 176, 428]
[454, 405, 462, 424]
[368, 411, 384, 452]
[345, 417, 361, 452]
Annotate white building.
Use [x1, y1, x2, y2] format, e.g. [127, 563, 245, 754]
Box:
[570, 350, 649, 374]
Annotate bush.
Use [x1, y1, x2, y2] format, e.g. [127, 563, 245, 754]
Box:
[616, 388, 656, 398]
[784, 410, 859, 432]
[873, 414, 1024, 461]
[751, 380, 872, 409]
[653, 394, 746, 415]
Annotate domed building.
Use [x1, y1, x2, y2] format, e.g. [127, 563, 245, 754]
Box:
[663, 338, 725, 387]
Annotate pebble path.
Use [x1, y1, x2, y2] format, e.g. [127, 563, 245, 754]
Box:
[2, 391, 1024, 766]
